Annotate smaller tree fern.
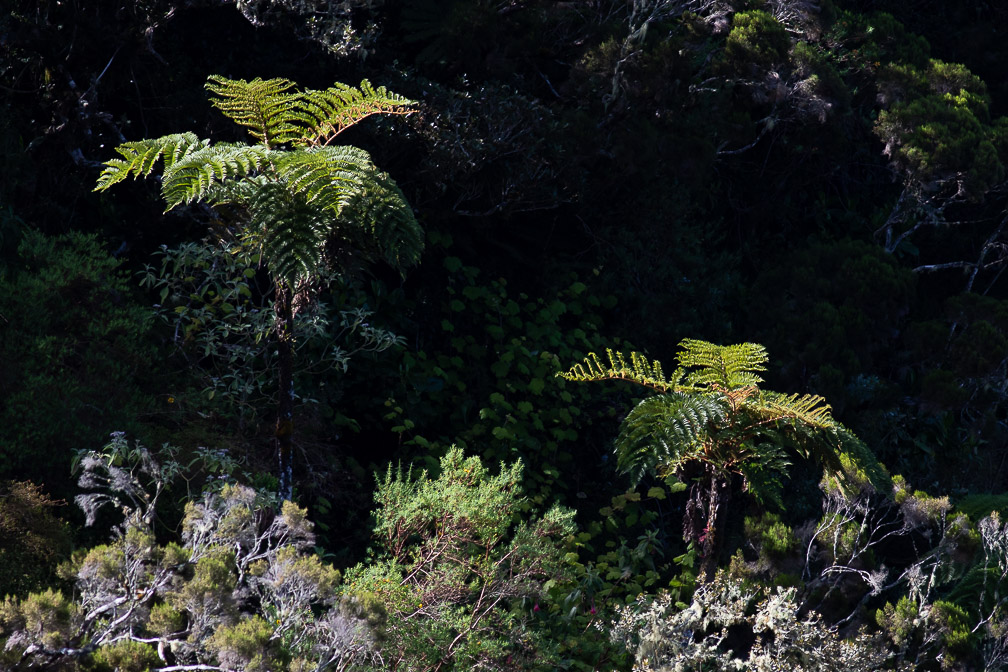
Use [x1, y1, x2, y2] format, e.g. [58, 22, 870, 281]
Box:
[96, 76, 423, 501]
[560, 339, 889, 579]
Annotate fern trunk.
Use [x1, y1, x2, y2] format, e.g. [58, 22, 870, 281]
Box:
[275, 282, 295, 502]
[684, 464, 732, 581]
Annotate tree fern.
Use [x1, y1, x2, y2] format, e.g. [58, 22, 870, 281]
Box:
[561, 338, 890, 579]
[94, 75, 422, 502]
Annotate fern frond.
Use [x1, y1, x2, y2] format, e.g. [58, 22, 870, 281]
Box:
[338, 168, 423, 271]
[205, 76, 415, 149]
[558, 349, 682, 393]
[160, 143, 270, 209]
[738, 443, 791, 509]
[274, 145, 374, 213]
[94, 133, 205, 191]
[242, 184, 329, 287]
[206, 76, 313, 148]
[298, 80, 416, 147]
[615, 393, 727, 484]
[834, 430, 893, 494]
[754, 391, 838, 430]
[678, 339, 767, 390]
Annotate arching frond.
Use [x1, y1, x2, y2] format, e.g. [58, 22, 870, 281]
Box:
[338, 168, 423, 272]
[835, 431, 893, 493]
[205, 76, 416, 149]
[678, 339, 767, 390]
[273, 145, 375, 213]
[752, 391, 891, 493]
[205, 76, 313, 148]
[159, 143, 270, 210]
[298, 80, 416, 147]
[94, 133, 206, 192]
[738, 443, 791, 509]
[752, 391, 838, 430]
[615, 393, 727, 485]
[558, 349, 683, 393]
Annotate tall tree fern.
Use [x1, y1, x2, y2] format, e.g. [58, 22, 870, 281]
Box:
[96, 76, 422, 501]
[560, 339, 889, 579]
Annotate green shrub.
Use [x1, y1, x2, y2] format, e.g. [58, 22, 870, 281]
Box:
[91, 639, 160, 672]
[724, 10, 790, 68]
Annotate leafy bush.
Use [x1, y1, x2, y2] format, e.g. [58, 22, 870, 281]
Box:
[724, 10, 791, 69]
[342, 447, 578, 671]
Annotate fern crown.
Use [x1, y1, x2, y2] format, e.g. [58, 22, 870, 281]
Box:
[94, 76, 421, 287]
[560, 339, 889, 496]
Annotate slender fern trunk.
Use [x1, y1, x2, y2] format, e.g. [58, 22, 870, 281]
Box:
[684, 464, 731, 581]
[275, 281, 295, 502]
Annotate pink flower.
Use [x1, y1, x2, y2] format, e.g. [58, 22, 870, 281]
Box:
[533, 603, 540, 612]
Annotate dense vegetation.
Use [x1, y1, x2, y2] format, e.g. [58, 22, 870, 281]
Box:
[1, 0, 1007, 669]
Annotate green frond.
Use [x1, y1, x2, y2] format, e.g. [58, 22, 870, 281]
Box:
[264, 210, 330, 289]
[753, 391, 839, 430]
[273, 145, 375, 213]
[678, 338, 767, 390]
[205, 75, 313, 148]
[738, 443, 791, 509]
[203, 174, 271, 207]
[834, 431, 893, 494]
[558, 349, 683, 393]
[205, 76, 415, 149]
[242, 183, 329, 287]
[160, 143, 270, 210]
[338, 168, 423, 272]
[94, 133, 205, 192]
[615, 393, 727, 485]
[750, 391, 891, 494]
[298, 80, 416, 147]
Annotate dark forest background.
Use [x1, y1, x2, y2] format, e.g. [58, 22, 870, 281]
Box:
[2, 1, 1008, 670]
